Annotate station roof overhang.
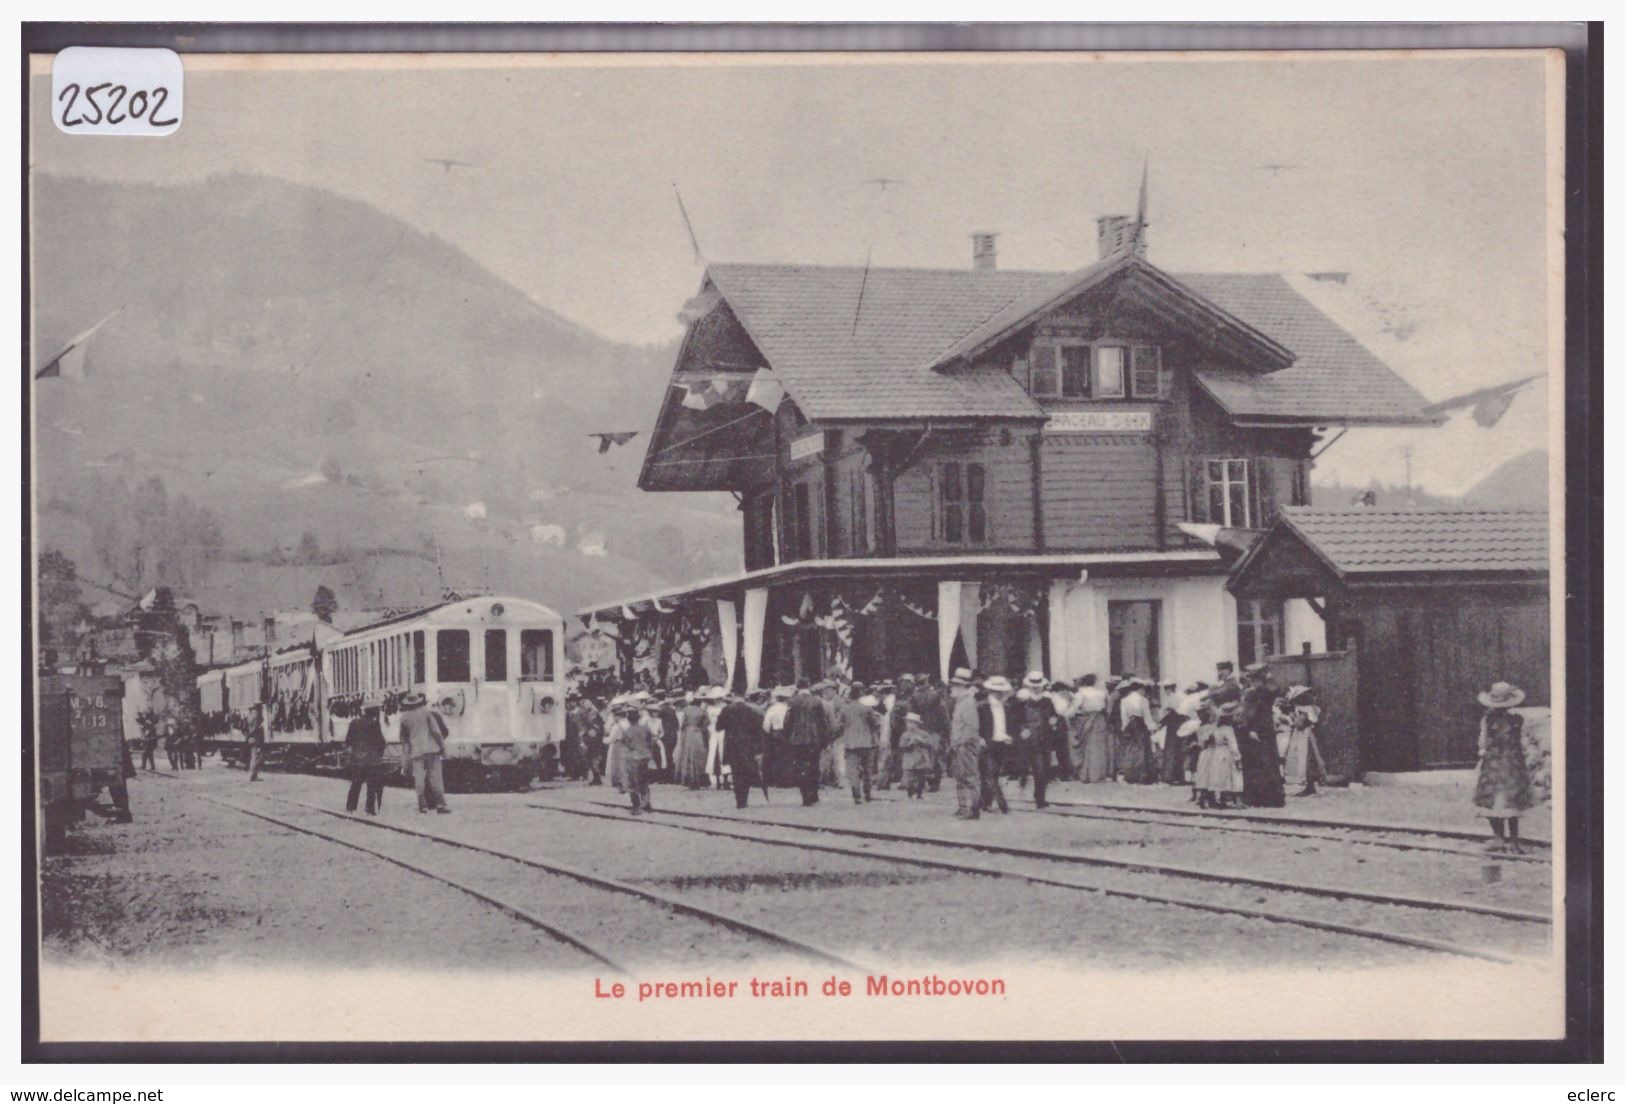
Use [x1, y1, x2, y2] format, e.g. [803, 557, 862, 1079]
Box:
[580, 549, 1227, 621]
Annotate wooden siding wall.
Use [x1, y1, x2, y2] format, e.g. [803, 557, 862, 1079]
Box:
[893, 431, 1034, 552]
[1038, 433, 1160, 549]
[1330, 586, 1551, 771]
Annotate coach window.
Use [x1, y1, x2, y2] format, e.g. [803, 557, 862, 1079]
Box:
[484, 628, 508, 681]
[437, 629, 471, 682]
[413, 631, 426, 684]
[521, 630, 555, 682]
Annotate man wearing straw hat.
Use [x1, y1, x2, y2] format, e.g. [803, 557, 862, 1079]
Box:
[397, 690, 451, 814]
[946, 667, 984, 819]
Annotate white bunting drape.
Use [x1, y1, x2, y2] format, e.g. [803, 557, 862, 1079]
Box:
[1048, 580, 1071, 681]
[958, 583, 981, 670]
[742, 588, 768, 691]
[716, 599, 738, 690]
[936, 581, 961, 682]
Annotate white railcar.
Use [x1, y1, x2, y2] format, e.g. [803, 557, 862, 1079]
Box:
[323, 596, 567, 787]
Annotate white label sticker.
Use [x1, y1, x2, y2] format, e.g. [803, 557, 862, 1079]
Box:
[51, 47, 183, 136]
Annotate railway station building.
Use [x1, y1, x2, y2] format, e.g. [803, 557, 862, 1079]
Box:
[578, 221, 1438, 693]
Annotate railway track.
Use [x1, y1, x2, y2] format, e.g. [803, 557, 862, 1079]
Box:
[1022, 793, 1553, 850]
[528, 799, 1545, 965]
[201, 791, 866, 974]
[880, 792, 1554, 865]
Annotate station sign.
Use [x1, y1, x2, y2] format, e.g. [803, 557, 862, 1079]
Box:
[1045, 410, 1153, 434]
[789, 431, 825, 461]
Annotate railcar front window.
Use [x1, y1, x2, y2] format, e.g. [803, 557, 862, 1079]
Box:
[521, 630, 555, 681]
[484, 629, 508, 681]
[436, 630, 471, 682]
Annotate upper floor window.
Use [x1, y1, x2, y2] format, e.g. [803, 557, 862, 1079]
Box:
[939, 461, 988, 544]
[1205, 459, 1252, 528]
[1027, 340, 1165, 400]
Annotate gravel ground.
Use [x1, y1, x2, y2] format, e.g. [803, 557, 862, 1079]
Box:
[41, 772, 593, 971]
[40, 765, 1555, 973]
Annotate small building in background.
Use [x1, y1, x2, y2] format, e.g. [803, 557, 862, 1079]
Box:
[1226, 507, 1550, 775]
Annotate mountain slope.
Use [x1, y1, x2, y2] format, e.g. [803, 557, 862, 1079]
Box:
[31, 172, 737, 618]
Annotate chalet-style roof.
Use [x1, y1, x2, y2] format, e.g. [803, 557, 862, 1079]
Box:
[707, 262, 1050, 420]
[704, 260, 1433, 426]
[1228, 508, 1550, 600]
[1181, 274, 1438, 427]
[1277, 508, 1550, 576]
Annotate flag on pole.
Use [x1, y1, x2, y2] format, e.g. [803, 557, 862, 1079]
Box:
[35, 307, 123, 380]
[746, 368, 785, 413]
[1132, 159, 1149, 251]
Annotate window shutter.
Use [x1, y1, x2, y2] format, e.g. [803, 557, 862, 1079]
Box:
[1187, 458, 1209, 523]
[1248, 459, 1268, 528]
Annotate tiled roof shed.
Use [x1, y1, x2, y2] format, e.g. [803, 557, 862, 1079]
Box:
[1228, 507, 1550, 597]
[706, 260, 1435, 426]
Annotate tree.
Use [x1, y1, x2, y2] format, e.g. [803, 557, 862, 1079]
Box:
[299, 530, 322, 564]
[37, 550, 90, 651]
[312, 584, 338, 624]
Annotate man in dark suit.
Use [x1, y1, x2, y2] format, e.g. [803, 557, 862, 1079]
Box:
[783, 680, 832, 806]
[718, 690, 766, 809]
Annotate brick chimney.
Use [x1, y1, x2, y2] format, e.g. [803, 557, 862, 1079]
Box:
[971, 231, 998, 272]
[1096, 215, 1147, 260]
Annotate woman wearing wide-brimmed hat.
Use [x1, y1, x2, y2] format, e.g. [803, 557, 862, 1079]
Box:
[673, 691, 710, 789]
[1069, 674, 1113, 782]
[1114, 677, 1159, 785]
[1281, 685, 1327, 796]
[1473, 681, 1534, 853]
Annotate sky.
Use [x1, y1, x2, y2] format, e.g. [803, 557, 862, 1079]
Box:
[28, 50, 1560, 495]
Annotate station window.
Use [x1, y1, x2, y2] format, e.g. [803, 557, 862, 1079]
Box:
[1237, 599, 1284, 667]
[1129, 345, 1167, 398]
[1094, 346, 1126, 398]
[1205, 459, 1252, 528]
[521, 630, 555, 682]
[413, 631, 425, 683]
[436, 629, 471, 682]
[484, 629, 508, 681]
[938, 461, 988, 545]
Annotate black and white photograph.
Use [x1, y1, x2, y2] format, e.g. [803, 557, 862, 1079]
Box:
[23, 30, 1588, 1054]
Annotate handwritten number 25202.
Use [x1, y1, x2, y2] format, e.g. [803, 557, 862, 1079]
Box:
[57, 82, 178, 128]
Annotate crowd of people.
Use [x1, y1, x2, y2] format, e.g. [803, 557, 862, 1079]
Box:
[554, 658, 1336, 820]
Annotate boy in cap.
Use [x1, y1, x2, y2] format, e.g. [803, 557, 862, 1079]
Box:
[618, 702, 659, 815]
[899, 712, 934, 799]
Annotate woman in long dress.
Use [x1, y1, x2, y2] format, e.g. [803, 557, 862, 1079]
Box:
[673, 694, 710, 788]
[1069, 675, 1113, 782]
[1281, 685, 1327, 796]
[1115, 678, 1159, 785]
[1157, 681, 1187, 785]
[703, 687, 730, 790]
[1473, 681, 1533, 853]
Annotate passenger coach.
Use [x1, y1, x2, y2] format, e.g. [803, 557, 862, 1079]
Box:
[195, 596, 567, 788]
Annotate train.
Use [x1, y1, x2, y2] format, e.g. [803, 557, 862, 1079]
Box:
[195, 596, 568, 789]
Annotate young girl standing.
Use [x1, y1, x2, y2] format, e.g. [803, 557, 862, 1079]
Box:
[1473, 682, 1534, 854]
